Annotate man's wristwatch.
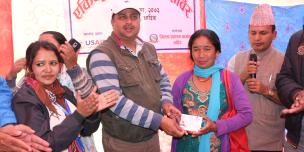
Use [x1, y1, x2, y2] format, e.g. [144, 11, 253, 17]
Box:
[268, 88, 274, 97]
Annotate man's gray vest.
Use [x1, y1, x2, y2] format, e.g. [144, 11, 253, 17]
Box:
[87, 35, 162, 142]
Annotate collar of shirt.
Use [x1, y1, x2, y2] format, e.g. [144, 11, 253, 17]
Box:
[119, 38, 144, 57]
[111, 32, 144, 57]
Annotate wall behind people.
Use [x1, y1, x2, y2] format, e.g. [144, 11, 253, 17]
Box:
[0, 0, 14, 76]
[9, 0, 67, 80]
[12, 0, 67, 60]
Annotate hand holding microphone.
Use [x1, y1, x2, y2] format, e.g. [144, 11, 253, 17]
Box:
[246, 53, 263, 94]
[248, 54, 258, 79]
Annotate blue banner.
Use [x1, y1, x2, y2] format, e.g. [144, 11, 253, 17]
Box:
[205, 0, 304, 65]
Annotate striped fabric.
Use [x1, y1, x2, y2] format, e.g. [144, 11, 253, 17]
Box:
[66, 65, 94, 99]
[88, 48, 173, 130]
[67, 39, 173, 130]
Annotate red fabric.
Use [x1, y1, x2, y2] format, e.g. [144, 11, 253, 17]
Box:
[68, 140, 83, 152]
[0, 0, 13, 76]
[25, 76, 65, 115]
[221, 70, 249, 152]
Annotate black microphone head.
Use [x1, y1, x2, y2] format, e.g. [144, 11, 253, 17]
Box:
[249, 54, 257, 78]
[249, 54, 257, 62]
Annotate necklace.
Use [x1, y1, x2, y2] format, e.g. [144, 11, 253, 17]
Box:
[190, 76, 210, 103]
[196, 76, 211, 82]
[191, 76, 211, 91]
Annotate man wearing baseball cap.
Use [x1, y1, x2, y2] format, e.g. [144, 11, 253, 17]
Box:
[228, 4, 285, 151]
[86, 0, 185, 151]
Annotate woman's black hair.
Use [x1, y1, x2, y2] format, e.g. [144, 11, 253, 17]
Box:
[188, 29, 221, 61]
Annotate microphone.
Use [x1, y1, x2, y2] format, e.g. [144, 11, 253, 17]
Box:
[249, 54, 257, 78]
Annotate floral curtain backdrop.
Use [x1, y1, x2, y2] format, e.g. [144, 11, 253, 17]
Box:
[205, 0, 304, 66]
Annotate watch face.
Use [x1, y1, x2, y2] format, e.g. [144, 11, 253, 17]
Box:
[268, 89, 274, 96]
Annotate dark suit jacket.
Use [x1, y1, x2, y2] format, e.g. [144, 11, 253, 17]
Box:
[276, 29, 304, 146]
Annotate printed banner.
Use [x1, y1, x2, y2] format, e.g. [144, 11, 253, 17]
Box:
[67, 0, 198, 53]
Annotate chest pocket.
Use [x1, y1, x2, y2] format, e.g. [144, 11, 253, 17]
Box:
[117, 64, 140, 87]
[147, 59, 161, 82]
